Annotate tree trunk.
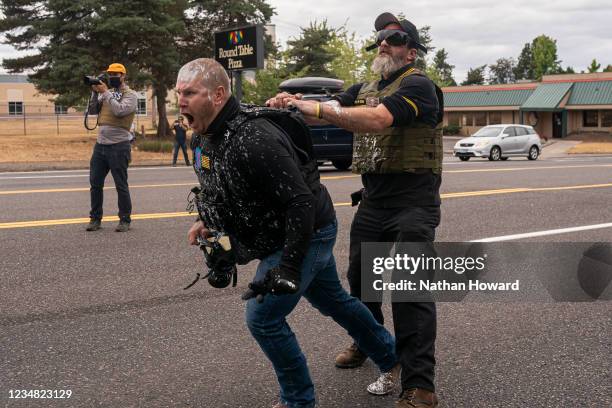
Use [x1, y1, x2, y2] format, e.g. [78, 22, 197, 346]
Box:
[155, 85, 173, 139]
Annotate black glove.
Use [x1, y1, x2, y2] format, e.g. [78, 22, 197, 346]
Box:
[242, 266, 300, 303]
[351, 188, 364, 207]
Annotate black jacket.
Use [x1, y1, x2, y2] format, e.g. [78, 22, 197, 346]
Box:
[192, 97, 335, 274]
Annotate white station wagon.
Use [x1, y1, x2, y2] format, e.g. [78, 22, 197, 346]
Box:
[453, 124, 543, 161]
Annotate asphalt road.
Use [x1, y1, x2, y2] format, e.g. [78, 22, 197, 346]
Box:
[1, 154, 611, 408]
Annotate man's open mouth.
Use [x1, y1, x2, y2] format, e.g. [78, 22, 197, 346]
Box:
[182, 113, 194, 125]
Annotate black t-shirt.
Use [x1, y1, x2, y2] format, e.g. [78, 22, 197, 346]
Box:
[174, 123, 187, 143]
[333, 64, 442, 206]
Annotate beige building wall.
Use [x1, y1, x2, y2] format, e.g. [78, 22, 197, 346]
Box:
[566, 108, 612, 134]
[534, 112, 553, 139]
[0, 80, 155, 117]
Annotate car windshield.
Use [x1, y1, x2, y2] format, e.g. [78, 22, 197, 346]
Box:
[472, 127, 503, 137]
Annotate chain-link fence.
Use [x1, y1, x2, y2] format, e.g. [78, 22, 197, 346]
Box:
[0, 103, 157, 137]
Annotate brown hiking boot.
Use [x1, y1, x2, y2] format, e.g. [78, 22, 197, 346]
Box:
[335, 343, 367, 368]
[86, 219, 101, 231]
[115, 220, 130, 232]
[395, 388, 439, 408]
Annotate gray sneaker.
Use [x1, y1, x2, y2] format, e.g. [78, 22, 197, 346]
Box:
[115, 221, 130, 232]
[367, 363, 401, 395]
[86, 219, 101, 231]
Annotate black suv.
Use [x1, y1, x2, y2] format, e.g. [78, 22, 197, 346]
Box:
[279, 77, 353, 170]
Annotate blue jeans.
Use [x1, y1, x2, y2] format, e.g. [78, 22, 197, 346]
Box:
[172, 140, 190, 165]
[245, 220, 397, 408]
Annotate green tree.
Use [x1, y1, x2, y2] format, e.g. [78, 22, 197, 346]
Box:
[462, 65, 487, 85]
[414, 26, 434, 71]
[0, 0, 274, 137]
[488, 58, 515, 84]
[604, 65, 612, 72]
[513, 42, 534, 80]
[285, 20, 335, 77]
[325, 26, 362, 84]
[531, 35, 561, 79]
[587, 58, 601, 73]
[431, 48, 456, 86]
[242, 68, 285, 105]
[562, 66, 575, 74]
[1, 0, 188, 137]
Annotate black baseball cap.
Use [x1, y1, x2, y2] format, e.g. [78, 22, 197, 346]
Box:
[371, 12, 427, 53]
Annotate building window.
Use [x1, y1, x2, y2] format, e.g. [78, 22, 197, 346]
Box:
[488, 112, 502, 125]
[137, 98, 147, 115]
[447, 112, 461, 126]
[8, 101, 23, 115]
[601, 110, 612, 127]
[54, 104, 67, 115]
[474, 112, 487, 126]
[583, 111, 598, 127]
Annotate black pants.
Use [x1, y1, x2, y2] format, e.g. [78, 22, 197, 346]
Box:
[347, 201, 440, 392]
[89, 142, 132, 222]
[172, 140, 190, 165]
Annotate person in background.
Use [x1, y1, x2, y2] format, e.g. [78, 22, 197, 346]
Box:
[172, 116, 190, 166]
[86, 62, 137, 233]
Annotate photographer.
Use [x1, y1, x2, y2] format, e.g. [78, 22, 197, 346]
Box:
[179, 58, 398, 408]
[85, 63, 138, 233]
[172, 116, 190, 166]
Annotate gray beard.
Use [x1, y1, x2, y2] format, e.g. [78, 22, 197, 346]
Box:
[371, 54, 406, 77]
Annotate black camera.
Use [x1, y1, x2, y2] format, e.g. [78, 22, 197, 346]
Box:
[199, 234, 237, 288]
[83, 74, 106, 86]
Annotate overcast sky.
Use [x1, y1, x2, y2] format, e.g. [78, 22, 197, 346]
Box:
[268, 0, 612, 82]
[2, 1, 611, 83]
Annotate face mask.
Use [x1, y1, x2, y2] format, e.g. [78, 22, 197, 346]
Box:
[108, 76, 122, 89]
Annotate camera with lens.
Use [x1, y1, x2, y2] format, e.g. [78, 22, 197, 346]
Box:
[83, 74, 107, 86]
[200, 234, 238, 288]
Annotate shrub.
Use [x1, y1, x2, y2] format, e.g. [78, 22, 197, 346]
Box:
[443, 125, 462, 135]
[138, 140, 173, 153]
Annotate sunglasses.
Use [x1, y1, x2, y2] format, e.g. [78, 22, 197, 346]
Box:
[365, 29, 411, 51]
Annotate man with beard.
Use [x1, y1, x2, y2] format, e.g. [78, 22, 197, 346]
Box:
[267, 12, 443, 408]
[179, 58, 398, 408]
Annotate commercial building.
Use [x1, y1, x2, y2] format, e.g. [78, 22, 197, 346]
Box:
[442, 72, 612, 138]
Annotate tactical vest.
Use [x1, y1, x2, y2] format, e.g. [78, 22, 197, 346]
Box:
[98, 88, 136, 130]
[352, 68, 443, 174]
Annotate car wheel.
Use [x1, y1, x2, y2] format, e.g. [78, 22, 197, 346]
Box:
[459, 156, 470, 161]
[528, 146, 539, 160]
[500, 157, 509, 161]
[331, 159, 352, 170]
[489, 146, 501, 161]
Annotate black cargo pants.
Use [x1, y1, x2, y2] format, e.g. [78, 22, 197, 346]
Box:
[347, 200, 440, 392]
[89, 141, 132, 222]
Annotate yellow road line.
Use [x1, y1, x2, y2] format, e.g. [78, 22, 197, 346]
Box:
[0, 212, 191, 229]
[1, 182, 611, 230]
[0, 183, 195, 195]
[0, 178, 358, 195]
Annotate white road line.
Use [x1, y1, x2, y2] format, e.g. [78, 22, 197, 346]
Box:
[470, 222, 612, 242]
[0, 166, 191, 177]
[0, 174, 90, 180]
